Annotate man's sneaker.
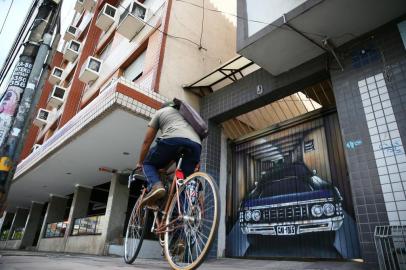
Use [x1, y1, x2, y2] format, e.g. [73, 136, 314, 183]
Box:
[141, 182, 166, 207]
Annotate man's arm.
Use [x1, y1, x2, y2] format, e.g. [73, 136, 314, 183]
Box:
[136, 126, 158, 169]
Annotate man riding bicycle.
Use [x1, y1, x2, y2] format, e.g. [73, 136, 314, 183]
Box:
[134, 100, 202, 206]
[125, 99, 218, 269]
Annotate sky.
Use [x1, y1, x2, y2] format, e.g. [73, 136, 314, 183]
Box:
[0, 0, 75, 97]
[0, 0, 34, 77]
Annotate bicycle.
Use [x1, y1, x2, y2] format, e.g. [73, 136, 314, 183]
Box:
[103, 148, 220, 270]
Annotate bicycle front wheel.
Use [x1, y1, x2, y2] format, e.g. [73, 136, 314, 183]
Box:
[124, 199, 148, 264]
[164, 172, 220, 270]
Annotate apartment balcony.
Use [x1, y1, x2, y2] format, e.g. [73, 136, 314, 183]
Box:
[47, 86, 67, 108]
[8, 78, 167, 211]
[48, 67, 64, 85]
[74, 0, 84, 13]
[95, 3, 117, 31]
[237, 0, 406, 75]
[85, 2, 165, 103]
[117, 1, 149, 40]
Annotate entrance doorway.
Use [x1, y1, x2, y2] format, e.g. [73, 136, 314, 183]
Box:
[224, 79, 361, 259]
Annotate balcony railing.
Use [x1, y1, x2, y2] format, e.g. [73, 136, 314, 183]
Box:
[44, 221, 68, 238]
[71, 215, 104, 236]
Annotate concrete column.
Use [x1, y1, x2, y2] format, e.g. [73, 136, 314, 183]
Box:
[0, 212, 14, 237]
[20, 202, 44, 248]
[38, 195, 68, 244]
[217, 130, 227, 257]
[64, 185, 92, 241]
[200, 121, 222, 258]
[101, 174, 129, 254]
[0, 213, 6, 232]
[0, 212, 14, 249]
[8, 208, 29, 241]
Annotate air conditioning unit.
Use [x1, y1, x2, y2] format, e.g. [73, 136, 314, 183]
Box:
[63, 25, 79, 41]
[48, 67, 64, 85]
[117, 1, 148, 40]
[33, 109, 51, 128]
[48, 86, 66, 108]
[31, 144, 41, 153]
[79, 56, 102, 83]
[63, 40, 81, 62]
[96, 3, 117, 31]
[74, 0, 84, 12]
[83, 0, 96, 11]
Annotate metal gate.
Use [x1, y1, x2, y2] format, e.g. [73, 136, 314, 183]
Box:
[225, 112, 361, 259]
[375, 226, 406, 270]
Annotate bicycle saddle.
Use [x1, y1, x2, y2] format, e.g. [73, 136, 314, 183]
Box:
[176, 146, 192, 157]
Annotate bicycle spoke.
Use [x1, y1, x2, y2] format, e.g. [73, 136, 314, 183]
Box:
[195, 230, 207, 248]
[165, 173, 219, 269]
[124, 202, 147, 264]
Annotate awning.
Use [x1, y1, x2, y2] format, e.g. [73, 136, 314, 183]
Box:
[238, 0, 406, 75]
[183, 55, 260, 96]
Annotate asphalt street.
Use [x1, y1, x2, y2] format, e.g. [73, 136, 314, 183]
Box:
[0, 250, 369, 270]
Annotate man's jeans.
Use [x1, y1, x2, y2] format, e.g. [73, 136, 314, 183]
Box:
[143, 138, 201, 190]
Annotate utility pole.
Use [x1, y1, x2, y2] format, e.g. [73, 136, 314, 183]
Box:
[0, 0, 62, 213]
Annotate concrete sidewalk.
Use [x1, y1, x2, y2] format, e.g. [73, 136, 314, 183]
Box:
[0, 250, 369, 270]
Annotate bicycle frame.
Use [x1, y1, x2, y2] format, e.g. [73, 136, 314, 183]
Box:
[140, 155, 190, 236]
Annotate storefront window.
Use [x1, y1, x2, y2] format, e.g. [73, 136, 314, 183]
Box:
[71, 215, 104, 236]
[0, 230, 10, 241]
[44, 221, 68, 238]
[11, 227, 24, 240]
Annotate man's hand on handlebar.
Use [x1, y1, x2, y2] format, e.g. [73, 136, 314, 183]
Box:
[135, 162, 143, 172]
[128, 163, 146, 189]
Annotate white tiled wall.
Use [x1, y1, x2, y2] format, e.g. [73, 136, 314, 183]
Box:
[358, 73, 406, 225]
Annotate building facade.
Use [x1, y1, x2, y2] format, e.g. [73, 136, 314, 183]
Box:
[0, 0, 235, 256]
[2, 0, 406, 268]
[183, 0, 406, 267]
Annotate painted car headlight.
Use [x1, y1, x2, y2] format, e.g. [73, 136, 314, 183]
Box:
[311, 205, 323, 217]
[245, 211, 252, 221]
[252, 210, 261, 221]
[323, 203, 335, 216]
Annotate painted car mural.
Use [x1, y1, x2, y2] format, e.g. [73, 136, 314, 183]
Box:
[239, 162, 344, 239]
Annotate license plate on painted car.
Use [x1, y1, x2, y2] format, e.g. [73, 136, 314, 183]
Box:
[277, 225, 295, 235]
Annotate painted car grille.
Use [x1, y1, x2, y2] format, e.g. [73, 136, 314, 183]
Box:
[262, 204, 309, 222]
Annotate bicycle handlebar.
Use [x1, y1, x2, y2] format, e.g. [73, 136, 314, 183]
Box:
[99, 166, 133, 175]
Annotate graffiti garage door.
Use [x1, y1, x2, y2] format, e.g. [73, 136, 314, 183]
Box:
[225, 112, 361, 259]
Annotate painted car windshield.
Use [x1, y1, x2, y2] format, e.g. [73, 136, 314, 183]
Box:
[260, 163, 312, 180]
[254, 177, 313, 198]
[249, 163, 330, 198]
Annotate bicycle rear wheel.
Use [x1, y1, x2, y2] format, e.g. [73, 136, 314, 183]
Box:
[164, 172, 220, 270]
[124, 199, 148, 264]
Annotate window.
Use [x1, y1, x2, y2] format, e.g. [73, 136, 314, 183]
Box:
[44, 221, 68, 238]
[71, 215, 104, 236]
[123, 50, 146, 82]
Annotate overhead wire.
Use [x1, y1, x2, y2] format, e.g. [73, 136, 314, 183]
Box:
[118, 2, 207, 50]
[0, 0, 14, 35]
[199, 0, 204, 49]
[0, 0, 39, 86]
[175, 0, 328, 39]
